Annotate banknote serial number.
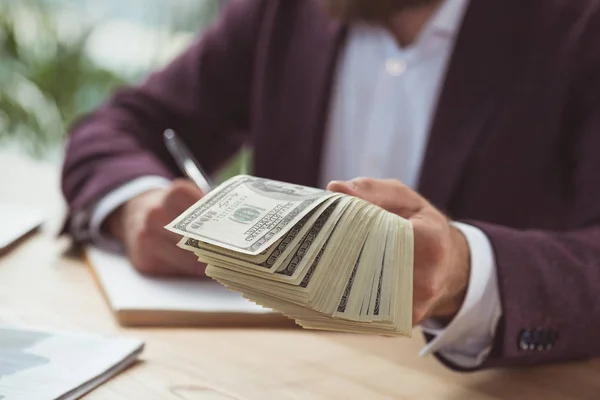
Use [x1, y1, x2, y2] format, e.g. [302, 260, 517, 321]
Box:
[212, 195, 248, 222]
[244, 202, 295, 242]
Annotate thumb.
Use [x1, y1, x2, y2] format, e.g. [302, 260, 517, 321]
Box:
[327, 180, 359, 197]
[329, 178, 424, 218]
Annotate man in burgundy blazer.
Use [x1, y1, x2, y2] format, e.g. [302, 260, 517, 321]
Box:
[61, 0, 600, 371]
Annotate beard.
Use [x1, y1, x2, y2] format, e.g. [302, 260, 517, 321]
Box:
[321, 0, 438, 23]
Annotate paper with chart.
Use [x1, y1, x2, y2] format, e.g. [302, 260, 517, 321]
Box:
[0, 326, 143, 400]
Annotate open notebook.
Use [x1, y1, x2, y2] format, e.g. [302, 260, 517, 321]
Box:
[85, 247, 289, 327]
[0, 325, 143, 400]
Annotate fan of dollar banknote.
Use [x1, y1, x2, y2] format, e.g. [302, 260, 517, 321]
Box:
[166, 175, 414, 336]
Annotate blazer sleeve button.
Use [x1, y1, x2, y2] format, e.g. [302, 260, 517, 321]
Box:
[518, 328, 532, 351]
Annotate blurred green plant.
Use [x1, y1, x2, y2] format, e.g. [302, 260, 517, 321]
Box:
[0, 0, 223, 159]
[0, 0, 249, 179]
[0, 0, 126, 157]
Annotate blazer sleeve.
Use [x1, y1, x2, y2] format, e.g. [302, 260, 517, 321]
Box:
[61, 0, 266, 222]
[441, 8, 600, 370]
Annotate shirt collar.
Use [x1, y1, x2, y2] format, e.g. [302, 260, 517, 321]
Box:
[348, 0, 471, 49]
[428, 0, 470, 39]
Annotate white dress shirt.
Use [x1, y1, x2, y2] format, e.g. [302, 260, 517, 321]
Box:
[80, 0, 501, 369]
[318, 0, 501, 367]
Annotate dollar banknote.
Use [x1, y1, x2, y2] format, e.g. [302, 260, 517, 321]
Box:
[166, 175, 414, 336]
[166, 175, 336, 255]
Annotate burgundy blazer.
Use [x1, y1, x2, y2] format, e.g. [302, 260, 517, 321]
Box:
[62, 0, 600, 370]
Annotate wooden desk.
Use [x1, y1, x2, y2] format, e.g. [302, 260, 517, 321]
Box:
[1, 152, 598, 400]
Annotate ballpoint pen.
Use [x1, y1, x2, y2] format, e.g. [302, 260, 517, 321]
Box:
[163, 129, 213, 194]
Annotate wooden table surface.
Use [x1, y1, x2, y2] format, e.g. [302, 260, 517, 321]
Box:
[1, 152, 599, 400]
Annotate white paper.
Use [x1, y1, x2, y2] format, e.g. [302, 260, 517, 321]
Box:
[85, 247, 270, 314]
[0, 326, 143, 400]
[0, 203, 45, 250]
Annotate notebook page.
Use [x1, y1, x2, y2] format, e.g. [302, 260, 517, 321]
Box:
[85, 247, 270, 314]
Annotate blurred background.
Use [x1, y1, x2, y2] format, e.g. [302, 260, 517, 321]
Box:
[0, 0, 246, 179]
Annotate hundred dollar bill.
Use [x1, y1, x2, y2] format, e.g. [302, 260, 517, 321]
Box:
[166, 175, 337, 255]
[177, 196, 342, 271]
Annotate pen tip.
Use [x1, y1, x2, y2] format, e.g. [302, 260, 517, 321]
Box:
[163, 129, 175, 140]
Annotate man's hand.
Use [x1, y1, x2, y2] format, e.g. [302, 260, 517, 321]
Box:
[105, 179, 206, 277]
[327, 178, 470, 325]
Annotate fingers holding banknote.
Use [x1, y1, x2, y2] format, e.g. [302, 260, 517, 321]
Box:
[327, 178, 470, 325]
[106, 179, 207, 277]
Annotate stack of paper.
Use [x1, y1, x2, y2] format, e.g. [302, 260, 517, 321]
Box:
[0, 203, 45, 252]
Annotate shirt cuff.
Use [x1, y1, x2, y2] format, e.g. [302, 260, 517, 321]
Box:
[72, 176, 172, 252]
[419, 222, 502, 368]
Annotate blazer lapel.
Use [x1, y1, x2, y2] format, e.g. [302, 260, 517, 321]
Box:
[293, 5, 347, 187]
[255, 1, 347, 188]
[417, 0, 524, 210]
